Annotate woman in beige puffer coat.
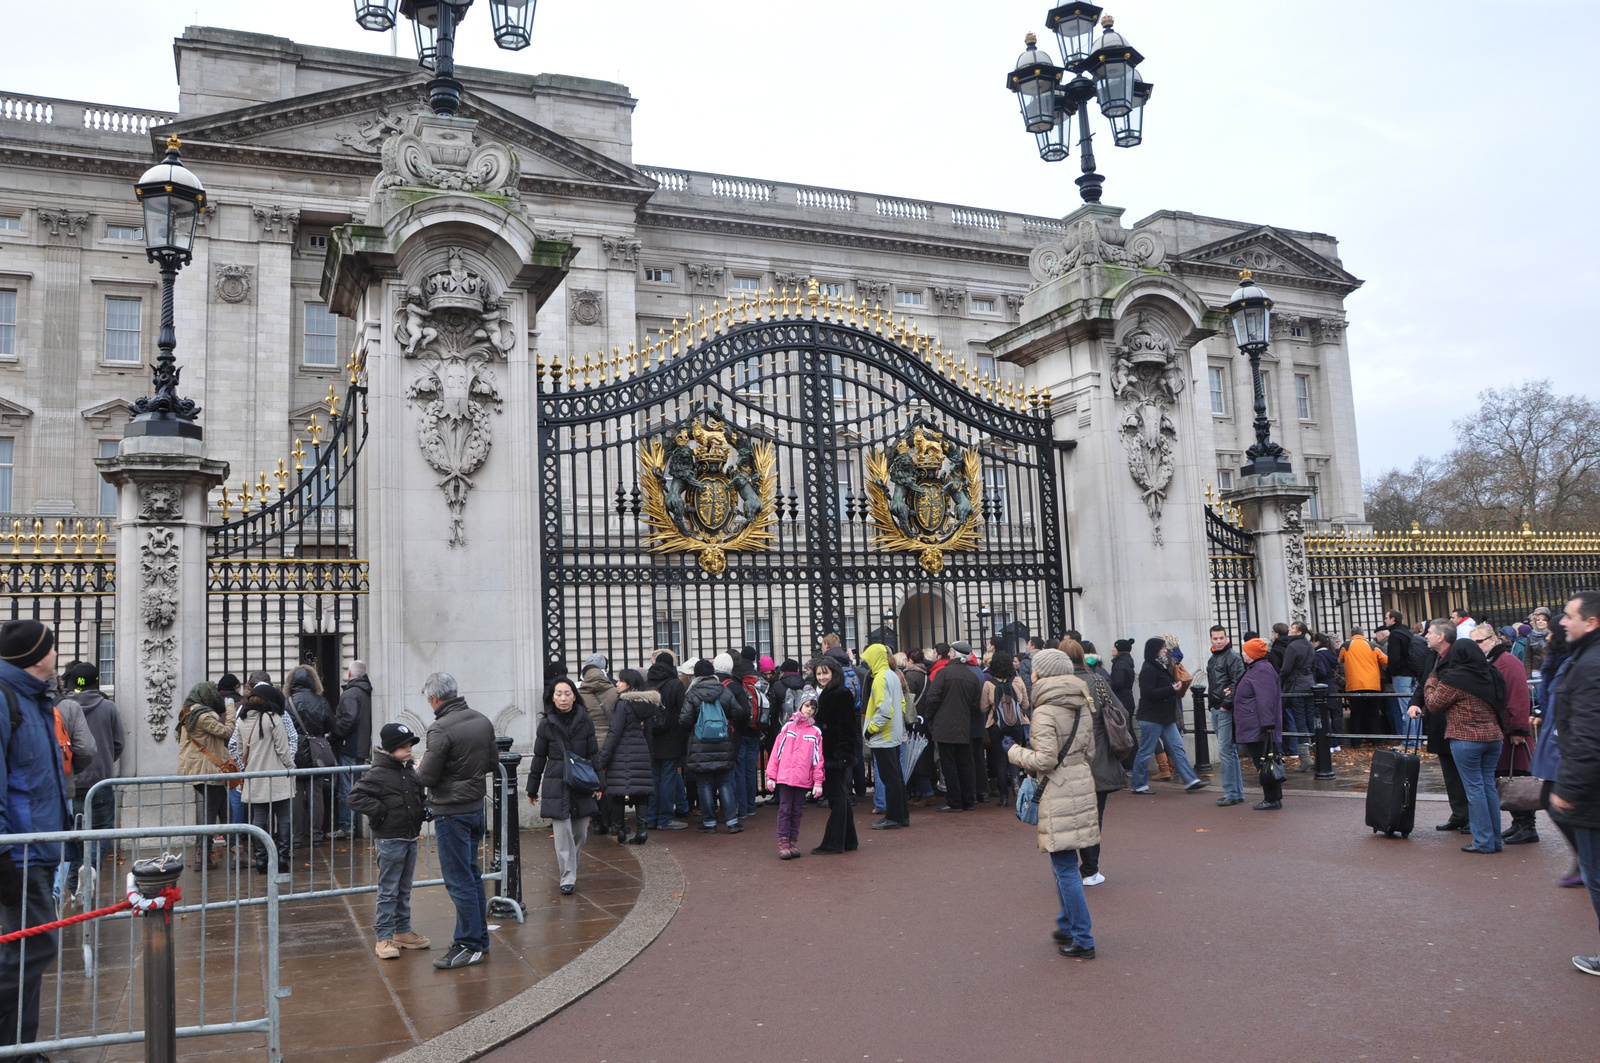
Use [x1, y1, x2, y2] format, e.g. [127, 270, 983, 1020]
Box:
[1006, 648, 1098, 959]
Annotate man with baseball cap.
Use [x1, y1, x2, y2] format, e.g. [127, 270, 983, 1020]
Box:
[347, 723, 431, 961]
[0, 619, 70, 1052]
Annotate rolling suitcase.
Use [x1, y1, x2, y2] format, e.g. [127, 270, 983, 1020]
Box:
[1365, 729, 1420, 838]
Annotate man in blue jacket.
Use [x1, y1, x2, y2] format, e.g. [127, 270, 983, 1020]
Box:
[0, 619, 70, 1053]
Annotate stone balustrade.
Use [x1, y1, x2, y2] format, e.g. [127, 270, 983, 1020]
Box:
[0, 93, 173, 136]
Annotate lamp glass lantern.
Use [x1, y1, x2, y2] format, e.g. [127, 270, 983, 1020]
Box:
[134, 135, 206, 264]
[1045, 2, 1103, 69]
[402, 0, 446, 69]
[353, 0, 399, 30]
[1006, 35, 1063, 135]
[1225, 271, 1273, 349]
[1109, 75, 1151, 147]
[1089, 21, 1143, 119]
[1035, 100, 1071, 161]
[488, 0, 536, 49]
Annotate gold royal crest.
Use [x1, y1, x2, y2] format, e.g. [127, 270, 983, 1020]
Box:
[639, 401, 776, 574]
[865, 415, 984, 573]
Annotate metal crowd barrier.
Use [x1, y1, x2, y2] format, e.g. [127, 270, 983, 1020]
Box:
[0, 823, 282, 1062]
[82, 757, 526, 921]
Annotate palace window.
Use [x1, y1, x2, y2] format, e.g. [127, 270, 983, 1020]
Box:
[842, 617, 858, 651]
[0, 439, 13, 512]
[975, 353, 996, 380]
[896, 290, 923, 306]
[1208, 366, 1227, 414]
[744, 618, 774, 659]
[734, 355, 762, 389]
[984, 465, 1009, 522]
[1259, 370, 1272, 418]
[1295, 373, 1312, 420]
[820, 282, 845, 299]
[106, 224, 143, 241]
[643, 267, 674, 284]
[99, 441, 118, 515]
[1217, 470, 1233, 491]
[1289, 325, 1304, 338]
[835, 458, 852, 515]
[97, 630, 115, 688]
[303, 303, 339, 367]
[731, 276, 761, 291]
[0, 216, 19, 231]
[0, 290, 14, 356]
[971, 297, 995, 313]
[1306, 472, 1321, 520]
[653, 618, 683, 660]
[306, 233, 329, 251]
[103, 297, 142, 363]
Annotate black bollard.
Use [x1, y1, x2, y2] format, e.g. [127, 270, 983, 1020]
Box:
[488, 736, 524, 916]
[1189, 684, 1212, 772]
[1312, 683, 1335, 780]
[132, 854, 185, 1063]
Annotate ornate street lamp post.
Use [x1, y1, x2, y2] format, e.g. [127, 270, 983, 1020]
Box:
[1005, 6, 1152, 204]
[128, 134, 206, 439]
[354, 0, 539, 116]
[1224, 270, 1292, 477]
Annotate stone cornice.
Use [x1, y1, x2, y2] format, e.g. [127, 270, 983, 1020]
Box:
[1170, 259, 1363, 298]
[636, 209, 1033, 270]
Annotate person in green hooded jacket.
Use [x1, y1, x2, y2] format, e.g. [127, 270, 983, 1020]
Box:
[862, 644, 909, 830]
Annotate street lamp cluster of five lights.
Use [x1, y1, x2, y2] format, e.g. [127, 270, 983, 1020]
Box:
[354, 1, 538, 114]
[1006, 5, 1151, 203]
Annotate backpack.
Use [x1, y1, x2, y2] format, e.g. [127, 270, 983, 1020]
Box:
[693, 694, 730, 743]
[284, 699, 337, 769]
[51, 707, 71, 777]
[841, 666, 863, 712]
[1088, 672, 1136, 759]
[991, 678, 1025, 729]
[744, 674, 766, 730]
[781, 683, 804, 727]
[1407, 634, 1434, 678]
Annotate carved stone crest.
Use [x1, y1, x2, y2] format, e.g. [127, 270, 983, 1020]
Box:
[213, 264, 254, 304]
[570, 289, 603, 326]
[140, 526, 179, 740]
[1029, 218, 1166, 285]
[638, 400, 776, 575]
[335, 104, 415, 155]
[1110, 316, 1185, 545]
[371, 113, 521, 203]
[137, 483, 183, 522]
[399, 249, 513, 547]
[865, 415, 984, 574]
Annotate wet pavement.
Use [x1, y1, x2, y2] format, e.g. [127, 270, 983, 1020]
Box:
[483, 791, 1598, 1063]
[47, 827, 641, 1063]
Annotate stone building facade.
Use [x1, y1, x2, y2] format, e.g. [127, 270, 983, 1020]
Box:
[0, 26, 1366, 718]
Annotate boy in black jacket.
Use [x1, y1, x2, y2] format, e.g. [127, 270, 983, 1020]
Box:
[347, 723, 432, 960]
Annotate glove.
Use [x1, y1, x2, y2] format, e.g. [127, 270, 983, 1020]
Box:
[1001, 736, 1016, 752]
[811, 787, 822, 799]
[0, 853, 21, 908]
[422, 807, 434, 822]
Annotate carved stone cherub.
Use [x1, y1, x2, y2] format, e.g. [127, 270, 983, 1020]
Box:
[398, 285, 437, 356]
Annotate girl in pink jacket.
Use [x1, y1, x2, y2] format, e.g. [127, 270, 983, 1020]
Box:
[764, 688, 824, 860]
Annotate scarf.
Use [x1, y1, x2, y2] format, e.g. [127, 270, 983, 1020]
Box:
[1436, 637, 1507, 713]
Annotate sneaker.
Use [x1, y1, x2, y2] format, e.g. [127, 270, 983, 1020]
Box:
[698, 824, 717, 834]
[432, 943, 486, 970]
[1216, 796, 1244, 806]
[1184, 779, 1207, 792]
[1131, 787, 1152, 795]
[330, 829, 350, 840]
[1081, 872, 1106, 887]
[392, 930, 431, 950]
[1574, 955, 1600, 976]
[726, 822, 743, 834]
[1058, 943, 1096, 960]
[657, 820, 688, 831]
[375, 940, 400, 960]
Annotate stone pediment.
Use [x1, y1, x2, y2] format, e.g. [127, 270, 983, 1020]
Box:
[80, 398, 129, 429]
[1177, 227, 1360, 292]
[0, 396, 34, 428]
[152, 75, 654, 196]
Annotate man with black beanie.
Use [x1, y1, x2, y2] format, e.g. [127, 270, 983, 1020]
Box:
[0, 619, 69, 1053]
[644, 651, 689, 831]
[61, 661, 123, 899]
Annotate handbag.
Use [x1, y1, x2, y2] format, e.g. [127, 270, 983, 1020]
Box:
[1259, 728, 1287, 786]
[1497, 774, 1543, 813]
[555, 732, 601, 793]
[183, 707, 242, 789]
[1014, 709, 1083, 826]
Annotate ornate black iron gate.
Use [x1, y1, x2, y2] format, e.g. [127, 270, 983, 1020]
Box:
[538, 284, 1067, 671]
[1205, 493, 1258, 646]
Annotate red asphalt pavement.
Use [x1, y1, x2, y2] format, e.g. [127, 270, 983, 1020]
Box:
[484, 791, 1597, 1063]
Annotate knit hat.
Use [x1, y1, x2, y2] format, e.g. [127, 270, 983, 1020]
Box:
[379, 722, 420, 753]
[758, 655, 775, 672]
[712, 652, 735, 674]
[1114, 638, 1135, 652]
[1079, 640, 1096, 654]
[950, 640, 972, 657]
[217, 673, 240, 692]
[693, 658, 716, 677]
[583, 653, 608, 674]
[1517, 624, 1532, 637]
[678, 657, 696, 676]
[63, 661, 100, 691]
[779, 658, 800, 673]
[654, 651, 676, 667]
[1243, 638, 1270, 661]
[1032, 648, 1071, 677]
[1531, 606, 1553, 618]
[798, 685, 818, 712]
[741, 646, 759, 662]
[1500, 625, 1519, 640]
[0, 620, 53, 669]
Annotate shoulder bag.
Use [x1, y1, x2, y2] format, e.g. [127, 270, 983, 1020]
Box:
[1258, 726, 1287, 786]
[1015, 708, 1083, 826]
[554, 730, 601, 793]
[184, 708, 243, 789]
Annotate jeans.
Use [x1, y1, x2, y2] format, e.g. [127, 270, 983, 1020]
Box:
[66, 788, 115, 891]
[0, 864, 59, 1046]
[735, 736, 761, 816]
[1210, 709, 1244, 801]
[1131, 721, 1199, 790]
[872, 745, 909, 825]
[551, 815, 589, 888]
[434, 810, 489, 951]
[1391, 677, 1418, 739]
[1572, 827, 1600, 940]
[373, 837, 418, 940]
[334, 753, 361, 832]
[1284, 691, 1315, 754]
[697, 771, 738, 828]
[1048, 848, 1094, 949]
[1451, 739, 1503, 852]
[649, 757, 687, 827]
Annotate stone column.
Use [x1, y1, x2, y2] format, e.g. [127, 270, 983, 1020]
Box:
[1228, 480, 1313, 630]
[97, 436, 228, 777]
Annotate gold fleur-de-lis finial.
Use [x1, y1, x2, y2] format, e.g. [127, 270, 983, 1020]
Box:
[275, 458, 288, 491]
[326, 383, 342, 417]
[291, 439, 306, 472]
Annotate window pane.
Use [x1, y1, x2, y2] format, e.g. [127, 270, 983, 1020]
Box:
[99, 441, 119, 515]
[1306, 473, 1321, 520]
[1296, 374, 1311, 419]
[304, 303, 339, 367]
[820, 283, 845, 299]
[835, 459, 851, 514]
[842, 617, 858, 652]
[104, 297, 141, 363]
[97, 630, 115, 688]
[1218, 470, 1233, 491]
[972, 298, 994, 313]
[107, 225, 143, 241]
[975, 354, 996, 380]
[0, 216, 20, 231]
[0, 290, 14, 356]
[1208, 367, 1225, 414]
[0, 438, 13, 512]
[1259, 371, 1271, 417]
[896, 291, 922, 305]
[731, 276, 761, 291]
[984, 466, 1009, 522]
[653, 619, 682, 659]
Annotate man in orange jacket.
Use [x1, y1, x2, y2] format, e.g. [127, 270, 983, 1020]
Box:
[1340, 629, 1389, 744]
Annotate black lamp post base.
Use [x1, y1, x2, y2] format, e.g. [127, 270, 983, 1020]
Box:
[1239, 455, 1293, 478]
[125, 414, 203, 441]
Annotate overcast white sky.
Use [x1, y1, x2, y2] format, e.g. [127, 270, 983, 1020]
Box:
[6, 1, 1598, 481]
